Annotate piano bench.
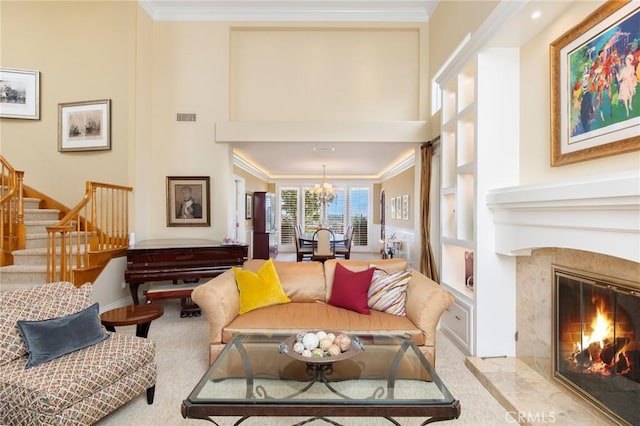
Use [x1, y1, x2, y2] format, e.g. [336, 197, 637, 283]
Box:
[144, 282, 201, 317]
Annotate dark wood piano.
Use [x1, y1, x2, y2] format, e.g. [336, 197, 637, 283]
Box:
[125, 239, 248, 316]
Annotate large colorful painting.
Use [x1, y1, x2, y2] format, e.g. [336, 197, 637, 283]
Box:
[551, 0, 639, 166]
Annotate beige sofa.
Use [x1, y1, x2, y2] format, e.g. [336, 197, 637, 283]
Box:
[192, 258, 454, 367]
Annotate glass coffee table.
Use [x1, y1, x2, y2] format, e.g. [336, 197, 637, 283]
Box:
[182, 333, 460, 425]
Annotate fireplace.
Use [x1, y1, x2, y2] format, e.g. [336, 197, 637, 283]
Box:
[553, 266, 640, 425]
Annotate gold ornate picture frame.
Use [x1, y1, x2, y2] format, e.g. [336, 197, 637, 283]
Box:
[550, 0, 639, 166]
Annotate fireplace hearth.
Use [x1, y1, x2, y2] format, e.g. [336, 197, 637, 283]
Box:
[553, 266, 640, 425]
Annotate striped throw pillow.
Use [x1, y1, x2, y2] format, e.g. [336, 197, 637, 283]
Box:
[367, 269, 412, 316]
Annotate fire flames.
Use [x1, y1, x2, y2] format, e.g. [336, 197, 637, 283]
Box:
[571, 297, 634, 377]
[577, 309, 612, 352]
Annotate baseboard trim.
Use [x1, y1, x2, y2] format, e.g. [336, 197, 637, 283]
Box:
[99, 297, 133, 313]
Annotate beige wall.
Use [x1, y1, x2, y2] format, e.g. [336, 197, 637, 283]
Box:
[132, 4, 154, 237]
[1, 1, 136, 206]
[381, 167, 415, 230]
[230, 26, 422, 121]
[233, 165, 269, 229]
[136, 21, 235, 241]
[234, 167, 269, 193]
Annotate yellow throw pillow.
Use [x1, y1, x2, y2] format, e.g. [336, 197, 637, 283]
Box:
[233, 259, 291, 314]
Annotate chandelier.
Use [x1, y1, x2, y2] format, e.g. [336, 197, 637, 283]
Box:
[311, 164, 336, 204]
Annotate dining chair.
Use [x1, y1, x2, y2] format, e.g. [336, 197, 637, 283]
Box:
[335, 225, 353, 260]
[311, 228, 335, 262]
[295, 224, 313, 248]
[294, 225, 312, 262]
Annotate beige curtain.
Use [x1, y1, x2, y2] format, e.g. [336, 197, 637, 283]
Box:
[420, 141, 439, 282]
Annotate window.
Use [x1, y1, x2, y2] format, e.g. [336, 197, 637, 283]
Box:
[349, 187, 369, 246]
[326, 188, 345, 233]
[302, 189, 321, 233]
[279, 184, 370, 248]
[279, 188, 298, 245]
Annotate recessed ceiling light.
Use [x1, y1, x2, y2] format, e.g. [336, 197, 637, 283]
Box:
[313, 147, 335, 152]
[531, 10, 541, 20]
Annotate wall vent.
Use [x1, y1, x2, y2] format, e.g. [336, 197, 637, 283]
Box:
[177, 113, 196, 122]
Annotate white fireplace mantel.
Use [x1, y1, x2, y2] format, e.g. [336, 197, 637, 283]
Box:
[486, 171, 640, 263]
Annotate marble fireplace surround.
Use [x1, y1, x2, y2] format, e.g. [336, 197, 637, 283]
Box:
[470, 171, 640, 424]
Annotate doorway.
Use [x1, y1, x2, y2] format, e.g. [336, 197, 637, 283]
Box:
[233, 176, 246, 243]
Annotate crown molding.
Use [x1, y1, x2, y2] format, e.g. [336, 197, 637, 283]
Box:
[233, 153, 272, 182]
[378, 152, 415, 181]
[139, 1, 437, 22]
[234, 150, 415, 182]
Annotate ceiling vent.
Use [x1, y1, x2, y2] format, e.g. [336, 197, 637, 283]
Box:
[177, 113, 196, 122]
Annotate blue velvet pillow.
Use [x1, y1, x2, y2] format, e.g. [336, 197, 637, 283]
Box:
[17, 303, 108, 368]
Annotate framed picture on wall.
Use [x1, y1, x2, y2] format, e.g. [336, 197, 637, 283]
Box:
[395, 197, 402, 220]
[245, 193, 252, 220]
[58, 99, 111, 152]
[550, 0, 640, 166]
[167, 176, 211, 227]
[402, 194, 409, 220]
[390, 197, 396, 219]
[0, 68, 40, 120]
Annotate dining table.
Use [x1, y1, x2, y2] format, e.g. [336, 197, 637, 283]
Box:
[299, 232, 347, 249]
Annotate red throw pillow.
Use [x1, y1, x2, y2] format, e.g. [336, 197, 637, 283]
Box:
[328, 263, 375, 314]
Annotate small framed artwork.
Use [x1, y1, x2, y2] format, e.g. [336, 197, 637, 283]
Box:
[395, 197, 402, 220]
[550, 0, 640, 166]
[0, 68, 40, 120]
[58, 99, 111, 152]
[245, 193, 252, 220]
[167, 176, 211, 227]
[402, 195, 409, 220]
[390, 197, 396, 219]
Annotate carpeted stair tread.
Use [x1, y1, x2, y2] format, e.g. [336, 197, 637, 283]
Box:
[24, 219, 59, 225]
[0, 264, 47, 272]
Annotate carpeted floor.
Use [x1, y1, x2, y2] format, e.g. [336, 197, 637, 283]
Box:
[96, 299, 512, 426]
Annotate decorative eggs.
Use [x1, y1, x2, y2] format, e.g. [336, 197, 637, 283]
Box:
[327, 344, 341, 357]
[319, 338, 333, 351]
[302, 333, 320, 351]
[335, 333, 352, 352]
[293, 330, 352, 359]
[292, 341, 305, 354]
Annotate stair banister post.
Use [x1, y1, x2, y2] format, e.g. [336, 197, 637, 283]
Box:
[16, 171, 26, 250]
[89, 182, 99, 252]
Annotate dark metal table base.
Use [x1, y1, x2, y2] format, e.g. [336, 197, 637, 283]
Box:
[182, 334, 460, 424]
[193, 410, 461, 426]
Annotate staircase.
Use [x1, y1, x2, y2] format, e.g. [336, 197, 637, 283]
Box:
[1, 156, 133, 289]
[0, 197, 61, 291]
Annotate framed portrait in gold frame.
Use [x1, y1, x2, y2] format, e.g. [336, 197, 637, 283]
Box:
[167, 176, 211, 227]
